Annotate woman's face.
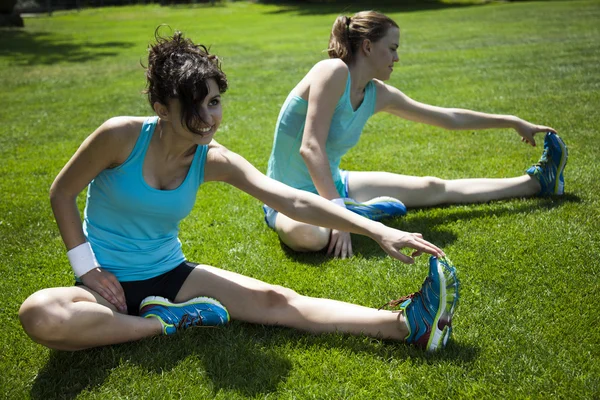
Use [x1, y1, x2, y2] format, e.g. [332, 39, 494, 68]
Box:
[370, 26, 400, 81]
[168, 78, 223, 145]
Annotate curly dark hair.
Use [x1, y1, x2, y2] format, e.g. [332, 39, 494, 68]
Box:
[143, 27, 228, 134]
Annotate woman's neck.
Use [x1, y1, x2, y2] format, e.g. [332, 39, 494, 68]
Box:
[347, 59, 375, 94]
[153, 118, 197, 161]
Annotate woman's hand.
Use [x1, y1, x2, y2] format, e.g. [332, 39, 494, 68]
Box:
[514, 119, 557, 147]
[80, 268, 127, 313]
[327, 230, 353, 259]
[376, 225, 445, 264]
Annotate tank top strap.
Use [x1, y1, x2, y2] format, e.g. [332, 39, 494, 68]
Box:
[339, 70, 352, 106]
[135, 116, 158, 160]
[190, 144, 209, 186]
[364, 80, 377, 115]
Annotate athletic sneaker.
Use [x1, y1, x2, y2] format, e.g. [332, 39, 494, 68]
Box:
[526, 132, 568, 196]
[344, 196, 407, 221]
[380, 256, 459, 351]
[139, 296, 230, 335]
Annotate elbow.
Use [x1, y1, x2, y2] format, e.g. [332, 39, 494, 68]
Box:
[299, 145, 312, 161]
[49, 181, 59, 204]
[299, 141, 321, 162]
[442, 112, 461, 130]
[282, 191, 312, 217]
[49, 182, 75, 211]
[444, 109, 480, 130]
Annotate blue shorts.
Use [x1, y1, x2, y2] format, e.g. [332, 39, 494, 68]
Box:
[263, 170, 350, 230]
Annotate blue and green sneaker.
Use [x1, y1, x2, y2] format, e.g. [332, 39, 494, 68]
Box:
[526, 132, 568, 196]
[380, 256, 459, 351]
[140, 296, 230, 335]
[344, 196, 407, 221]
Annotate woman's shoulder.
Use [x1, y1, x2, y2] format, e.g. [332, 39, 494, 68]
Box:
[206, 140, 232, 163]
[92, 116, 147, 144]
[310, 58, 349, 79]
[87, 117, 148, 162]
[98, 116, 146, 136]
[301, 59, 349, 95]
[293, 59, 348, 101]
[204, 141, 244, 182]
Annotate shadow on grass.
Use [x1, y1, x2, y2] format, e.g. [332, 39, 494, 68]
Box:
[261, 0, 486, 16]
[0, 30, 135, 66]
[398, 194, 581, 231]
[30, 322, 478, 398]
[280, 195, 580, 263]
[30, 326, 292, 399]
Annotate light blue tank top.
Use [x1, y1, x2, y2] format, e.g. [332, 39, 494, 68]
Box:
[266, 70, 376, 196]
[83, 116, 208, 281]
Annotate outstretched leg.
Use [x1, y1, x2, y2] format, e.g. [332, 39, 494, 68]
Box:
[20, 259, 457, 351]
[18, 266, 407, 350]
[349, 131, 568, 207]
[175, 265, 407, 340]
[348, 172, 540, 207]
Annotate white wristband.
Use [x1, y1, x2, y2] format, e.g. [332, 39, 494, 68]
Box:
[330, 198, 346, 208]
[67, 242, 100, 278]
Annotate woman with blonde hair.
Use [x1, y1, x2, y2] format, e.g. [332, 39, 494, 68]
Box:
[264, 11, 567, 259]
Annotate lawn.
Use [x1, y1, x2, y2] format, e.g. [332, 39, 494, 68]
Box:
[1, 0, 599, 398]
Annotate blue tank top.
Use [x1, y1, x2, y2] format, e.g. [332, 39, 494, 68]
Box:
[266, 70, 376, 196]
[83, 116, 208, 281]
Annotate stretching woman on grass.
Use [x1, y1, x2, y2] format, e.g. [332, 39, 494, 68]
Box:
[264, 11, 568, 259]
[19, 30, 459, 352]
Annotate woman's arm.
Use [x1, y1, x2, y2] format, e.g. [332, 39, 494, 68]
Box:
[205, 144, 444, 264]
[300, 60, 349, 200]
[375, 81, 555, 146]
[50, 117, 137, 311]
[299, 60, 356, 258]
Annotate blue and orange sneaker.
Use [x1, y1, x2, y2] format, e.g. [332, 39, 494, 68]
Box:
[526, 132, 568, 196]
[380, 256, 459, 351]
[344, 196, 407, 221]
[139, 296, 230, 335]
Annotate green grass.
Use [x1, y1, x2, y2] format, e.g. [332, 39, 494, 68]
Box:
[1, 1, 599, 398]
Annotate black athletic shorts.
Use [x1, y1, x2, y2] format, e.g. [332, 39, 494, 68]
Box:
[75, 261, 197, 316]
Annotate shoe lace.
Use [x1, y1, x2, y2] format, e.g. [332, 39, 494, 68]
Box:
[378, 276, 432, 310]
[378, 291, 421, 310]
[533, 144, 550, 168]
[176, 313, 202, 330]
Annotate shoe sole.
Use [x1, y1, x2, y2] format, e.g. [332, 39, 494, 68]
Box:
[139, 295, 230, 323]
[549, 133, 568, 195]
[426, 257, 459, 351]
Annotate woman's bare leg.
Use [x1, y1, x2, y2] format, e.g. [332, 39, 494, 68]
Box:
[348, 171, 540, 207]
[19, 287, 162, 351]
[176, 265, 407, 341]
[20, 265, 408, 350]
[271, 172, 540, 251]
[273, 212, 331, 253]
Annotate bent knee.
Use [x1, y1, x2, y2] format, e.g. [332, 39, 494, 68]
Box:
[278, 223, 329, 252]
[19, 289, 70, 343]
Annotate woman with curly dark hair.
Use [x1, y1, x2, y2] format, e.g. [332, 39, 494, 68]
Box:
[18, 29, 458, 352]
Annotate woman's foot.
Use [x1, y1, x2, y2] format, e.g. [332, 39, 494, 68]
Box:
[344, 196, 407, 220]
[381, 256, 459, 351]
[526, 132, 568, 195]
[139, 296, 230, 335]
